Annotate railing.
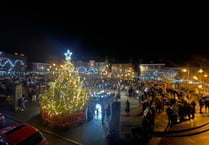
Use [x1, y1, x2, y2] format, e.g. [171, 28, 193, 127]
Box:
[40, 107, 86, 127]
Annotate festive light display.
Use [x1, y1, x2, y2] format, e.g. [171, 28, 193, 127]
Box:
[39, 50, 89, 117]
[101, 64, 110, 77]
[87, 66, 98, 75]
[126, 67, 135, 80]
[76, 66, 98, 75]
[0, 57, 25, 72]
[76, 66, 87, 74]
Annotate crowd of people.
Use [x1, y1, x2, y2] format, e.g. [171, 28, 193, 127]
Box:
[0, 75, 49, 112]
[1, 74, 208, 142]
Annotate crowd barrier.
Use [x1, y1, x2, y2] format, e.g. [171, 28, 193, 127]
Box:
[40, 107, 86, 127]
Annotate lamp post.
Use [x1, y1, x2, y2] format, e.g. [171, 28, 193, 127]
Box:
[198, 70, 208, 95]
[204, 74, 208, 93]
[198, 69, 203, 95]
[182, 68, 190, 90]
[193, 69, 206, 95]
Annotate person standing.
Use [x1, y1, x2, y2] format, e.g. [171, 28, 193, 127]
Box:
[142, 100, 148, 114]
[191, 100, 196, 113]
[199, 98, 204, 114]
[106, 104, 111, 120]
[205, 99, 209, 113]
[155, 99, 162, 113]
[0, 113, 6, 128]
[101, 104, 105, 124]
[166, 106, 173, 126]
[18, 97, 26, 111]
[191, 100, 196, 119]
[172, 104, 178, 124]
[125, 99, 130, 116]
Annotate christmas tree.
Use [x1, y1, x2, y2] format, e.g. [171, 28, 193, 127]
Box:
[39, 50, 89, 117]
[101, 56, 110, 77]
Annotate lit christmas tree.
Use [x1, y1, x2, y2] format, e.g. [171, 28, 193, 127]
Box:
[101, 65, 109, 77]
[126, 66, 135, 80]
[101, 56, 110, 78]
[39, 50, 89, 117]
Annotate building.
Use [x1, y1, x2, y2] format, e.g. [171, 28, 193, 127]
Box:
[139, 63, 166, 80]
[110, 63, 135, 80]
[27, 62, 50, 75]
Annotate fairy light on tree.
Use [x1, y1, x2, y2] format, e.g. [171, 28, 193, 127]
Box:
[101, 64, 109, 77]
[101, 56, 110, 78]
[39, 49, 89, 117]
[126, 67, 135, 80]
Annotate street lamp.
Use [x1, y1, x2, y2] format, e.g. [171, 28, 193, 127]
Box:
[204, 74, 208, 93]
[182, 69, 187, 73]
[182, 68, 190, 89]
[198, 69, 203, 73]
[198, 84, 203, 89]
[193, 76, 198, 80]
[182, 68, 189, 80]
[197, 69, 205, 94]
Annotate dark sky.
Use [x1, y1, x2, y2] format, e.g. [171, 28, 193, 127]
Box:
[0, 4, 208, 64]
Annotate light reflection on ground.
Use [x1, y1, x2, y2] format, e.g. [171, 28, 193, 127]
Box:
[94, 103, 102, 120]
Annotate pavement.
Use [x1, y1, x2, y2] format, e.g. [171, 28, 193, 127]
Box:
[148, 105, 209, 145]
[119, 92, 209, 145]
[0, 100, 108, 145]
[1, 93, 209, 145]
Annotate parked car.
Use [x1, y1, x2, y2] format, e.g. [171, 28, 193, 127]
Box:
[0, 124, 48, 145]
[0, 113, 5, 128]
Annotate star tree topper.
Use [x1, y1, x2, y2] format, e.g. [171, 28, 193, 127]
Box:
[64, 49, 72, 60]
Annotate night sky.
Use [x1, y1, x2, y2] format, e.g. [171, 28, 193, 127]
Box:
[0, 5, 208, 64]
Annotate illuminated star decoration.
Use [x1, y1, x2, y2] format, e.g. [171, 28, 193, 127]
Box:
[64, 49, 72, 60]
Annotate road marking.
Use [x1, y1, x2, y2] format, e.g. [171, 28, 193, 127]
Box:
[39, 128, 83, 145]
